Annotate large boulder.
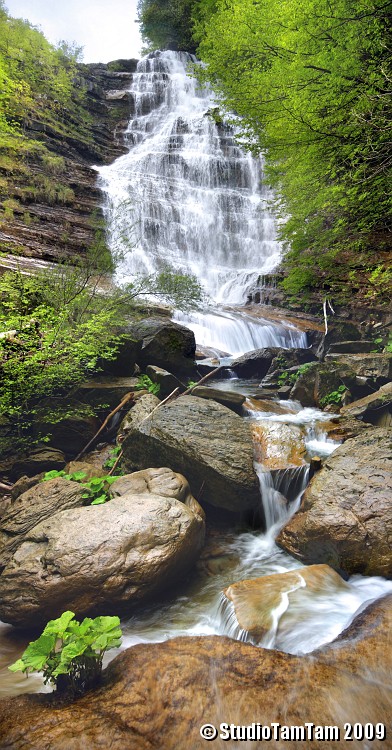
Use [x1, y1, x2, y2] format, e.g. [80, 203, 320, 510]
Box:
[0, 596, 391, 749]
[191, 385, 245, 415]
[74, 376, 139, 409]
[290, 361, 357, 408]
[110, 467, 205, 520]
[121, 395, 260, 513]
[0, 489, 205, 628]
[117, 392, 160, 441]
[9, 448, 66, 480]
[230, 347, 285, 379]
[251, 421, 306, 468]
[0, 478, 86, 570]
[317, 321, 361, 358]
[127, 318, 196, 375]
[324, 352, 392, 381]
[34, 399, 100, 456]
[145, 365, 184, 398]
[340, 381, 392, 426]
[277, 428, 392, 577]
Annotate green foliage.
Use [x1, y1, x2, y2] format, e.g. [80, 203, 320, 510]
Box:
[136, 374, 161, 395]
[193, 0, 391, 302]
[81, 475, 118, 505]
[0, 1, 84, 136]
[277, 362, 314, 386]
[137, 0, 197, 52]
[187, 379, 199, 389]
[0, 254, 123, 453]
[42, 469, 88, 482]
[103, 445, 122, 470]
[42, 469, 118, 505]
[9, 611, 122, 697]
[319, 384, 347, 407]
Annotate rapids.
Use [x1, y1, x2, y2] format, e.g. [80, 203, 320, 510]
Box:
[1, 51, 390, 701]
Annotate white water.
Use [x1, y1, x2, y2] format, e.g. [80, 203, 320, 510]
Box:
[97, 50, 310, 355]
[98, 50, 282, 304]
[174, 308, 307, 356]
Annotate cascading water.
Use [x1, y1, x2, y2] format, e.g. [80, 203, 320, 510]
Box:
[97, 50, 306, 354]
[98, 50, 281, 302]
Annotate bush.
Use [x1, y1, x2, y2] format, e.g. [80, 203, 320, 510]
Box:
[9, 610, 122, 697]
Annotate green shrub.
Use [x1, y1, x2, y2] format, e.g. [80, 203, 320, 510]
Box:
[136, 374, 160, 396]
[319, 384, 347, 407]
[9, 610, 122, 697]
[42, 469, 118, 505]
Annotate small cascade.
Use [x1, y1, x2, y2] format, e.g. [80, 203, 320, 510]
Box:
[305, 423, 340, 456]
[256, 463, 310, 533]
[174, 308, 307, 356]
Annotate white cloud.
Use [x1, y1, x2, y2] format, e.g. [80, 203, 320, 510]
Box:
[4, 0, 143, 63]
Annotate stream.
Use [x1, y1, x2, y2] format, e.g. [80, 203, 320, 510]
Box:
[0, 49, 391, 701]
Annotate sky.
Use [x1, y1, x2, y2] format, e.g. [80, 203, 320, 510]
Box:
[4, 0, 143, 63]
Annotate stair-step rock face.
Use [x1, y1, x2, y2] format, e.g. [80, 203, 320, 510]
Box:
[0, 60, 136, 266]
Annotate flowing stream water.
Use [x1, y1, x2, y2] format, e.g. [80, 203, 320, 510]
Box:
[1, 50, 391, 699]
[97, 49, 306, 354]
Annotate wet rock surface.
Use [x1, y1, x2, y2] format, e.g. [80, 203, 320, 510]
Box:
[191, 385, 245, 414]
[340, 381, 392, 425]
[252, 421, 306, 468]
[0, 595, 391, 749]
[0, 489, 205, 628]
[290, 361, 357, 408]
[277, 428, 392, 577]
[224, 564, 350, 641]
[121, 395, 260, 513]
[127, 318, 196, 376]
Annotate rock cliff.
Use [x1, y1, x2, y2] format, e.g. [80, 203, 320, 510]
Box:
[0, 59, 137, 267]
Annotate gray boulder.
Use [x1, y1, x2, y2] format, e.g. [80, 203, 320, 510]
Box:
[191, 385, 245, 414]
[340, 381, 392, 427]
[290, 361, 357, 408]
[128, 318, 196, 375]
[0, 491, 205, 628]
[121, 395, 260, 513]
[10, 447, 66, 480]
[324, 352, 392, 381]
[0, 478, 86, 570]
[277, 428, 392, 577]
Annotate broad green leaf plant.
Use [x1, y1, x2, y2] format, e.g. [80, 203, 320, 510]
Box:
[9, 611, 122, 696]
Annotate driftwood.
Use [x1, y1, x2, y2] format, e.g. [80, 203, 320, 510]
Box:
[74, 391, 135, 461]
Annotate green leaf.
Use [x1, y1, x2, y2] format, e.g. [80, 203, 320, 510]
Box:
[43, 610, 75, 637]
[91, 495, 107, 505]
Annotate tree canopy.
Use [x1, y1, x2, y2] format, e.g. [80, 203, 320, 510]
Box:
[138, 0, 391, 304]
[194, 0, 391, 301]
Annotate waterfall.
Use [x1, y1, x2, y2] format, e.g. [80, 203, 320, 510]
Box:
[98, 50, 282, 305]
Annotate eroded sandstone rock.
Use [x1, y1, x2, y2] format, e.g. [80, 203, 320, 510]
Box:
[277, 428, 392, 577]
[0, 478, 86, 571]
[0, 596, 391, 749]
[0, 492, 205, 628]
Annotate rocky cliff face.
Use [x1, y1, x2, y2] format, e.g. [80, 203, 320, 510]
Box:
[0, 59, 137, 266]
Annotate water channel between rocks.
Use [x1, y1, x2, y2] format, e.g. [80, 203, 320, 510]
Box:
[1, 392, 391, 698]
[1, 49, 391, 700]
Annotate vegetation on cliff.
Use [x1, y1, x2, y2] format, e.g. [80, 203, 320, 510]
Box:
[139, 0, 391, 306]
[0, 2, 91, 221]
